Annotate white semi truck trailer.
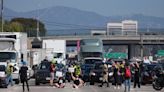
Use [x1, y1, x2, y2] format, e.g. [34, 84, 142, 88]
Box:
[0, 32, 27, 84]
[42, 39, 66, 65]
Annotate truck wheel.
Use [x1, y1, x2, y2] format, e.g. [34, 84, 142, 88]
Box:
[15, 79, 20, 84]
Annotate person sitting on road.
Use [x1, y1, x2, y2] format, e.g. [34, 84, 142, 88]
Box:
[71, 73, 84, 88]
[55, 77, 66, 88]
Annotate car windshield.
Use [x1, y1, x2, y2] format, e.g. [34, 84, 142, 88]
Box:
[0, 52, 16, 62]
[39, 62, 50, 70]
[94, 63, 103, 69]
[145, 65, 157, 71]
[84, 59, 102, 64]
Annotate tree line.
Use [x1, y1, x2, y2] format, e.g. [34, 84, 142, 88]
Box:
[0, 18, 46, 37]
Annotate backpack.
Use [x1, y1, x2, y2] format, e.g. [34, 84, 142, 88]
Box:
[125, 67, 131, 78]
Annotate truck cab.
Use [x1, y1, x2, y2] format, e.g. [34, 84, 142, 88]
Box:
[0, 32, 28, 84]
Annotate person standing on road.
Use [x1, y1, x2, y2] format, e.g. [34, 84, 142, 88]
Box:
[120, 61, 126, 84]
[50, 61, 55, 86]
[124, 64, 132, 92]
[6, 60, 14, 86]
[19, 61, 29, 92]
[99, 63, 109, 87]
[113, 61, 121, 89]
[133, 62, 141, 88]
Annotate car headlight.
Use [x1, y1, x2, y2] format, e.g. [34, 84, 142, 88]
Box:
[90, 72, 96, 76]
[0, 72, 6, 78]
[109, 72, 113, 76]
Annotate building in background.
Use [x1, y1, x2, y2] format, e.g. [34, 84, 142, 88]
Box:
[107, 20, 138, 35]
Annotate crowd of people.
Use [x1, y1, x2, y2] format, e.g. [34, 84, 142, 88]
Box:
[111, 60, 142, 92]
[42, 57, 84, 89]
[4, 57, 157, 92]
[43, 57, 145, 92]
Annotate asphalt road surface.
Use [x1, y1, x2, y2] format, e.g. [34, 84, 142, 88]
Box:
[0, 79, 163, 92]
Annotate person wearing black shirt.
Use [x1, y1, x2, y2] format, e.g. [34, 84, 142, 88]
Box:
[133, 62, 141, 88]
[19, 61, 29, 92]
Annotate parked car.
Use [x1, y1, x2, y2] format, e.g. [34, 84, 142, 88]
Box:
[89, 62, 113, 85]
[35, 61, 51, 85]
[0, 65, 8, 88]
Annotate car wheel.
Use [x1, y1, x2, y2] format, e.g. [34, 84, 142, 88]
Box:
[90, 79, 95, 85]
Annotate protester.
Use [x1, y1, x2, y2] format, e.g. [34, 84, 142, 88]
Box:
[6, 60, 14, 86]
[133, 62, 141, 88]
[74, 63, 81, 76]
[120, 61, 126, 83]
[124, 63, 132, 92]
[66, 65, 74, 82]
[113, 61, 121, 89]
[50, 61, 55, 86]
[99, 63, 109, 87]
[19, 61, 29, 92]
[71, 73, 84, 88]
[55, 77, 66, 88]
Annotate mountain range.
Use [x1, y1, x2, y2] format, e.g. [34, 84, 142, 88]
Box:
[3, 6, 164, 35]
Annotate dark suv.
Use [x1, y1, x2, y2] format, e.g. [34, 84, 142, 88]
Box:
[81, 58, 102, 82]
[35, 61, 52, 85]
[89, 62, 113, 85]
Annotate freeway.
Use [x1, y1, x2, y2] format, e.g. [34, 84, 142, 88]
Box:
[28, 35, 164, 46]
[0, 79, 163, 92]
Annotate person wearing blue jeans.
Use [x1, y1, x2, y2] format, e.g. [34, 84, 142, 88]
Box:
[6, 61, 14, 86]
[124, 78, 131, 92]
[124, 64, 131, 92]
[6, 75, 14, 86]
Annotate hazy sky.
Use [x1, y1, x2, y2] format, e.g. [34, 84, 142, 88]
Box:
[4, 0, 164, 17]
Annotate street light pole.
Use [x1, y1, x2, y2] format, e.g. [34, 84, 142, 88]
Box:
[1, 0, 3, 32]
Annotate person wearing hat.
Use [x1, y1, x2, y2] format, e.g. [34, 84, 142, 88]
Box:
[19, 61, 29, 92]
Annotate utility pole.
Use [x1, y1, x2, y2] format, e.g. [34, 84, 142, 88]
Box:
[1, 0, 3, 32]
[36, 17, 39, 37]
[140, 33, 144, 61]
[36, 4, 40, 37]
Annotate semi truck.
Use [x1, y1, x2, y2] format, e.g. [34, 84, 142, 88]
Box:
[79, 39, 104, 62]
[79, 39, 104, 81]
[0, 32, 27, 84]
[42, 39, 66, 65]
